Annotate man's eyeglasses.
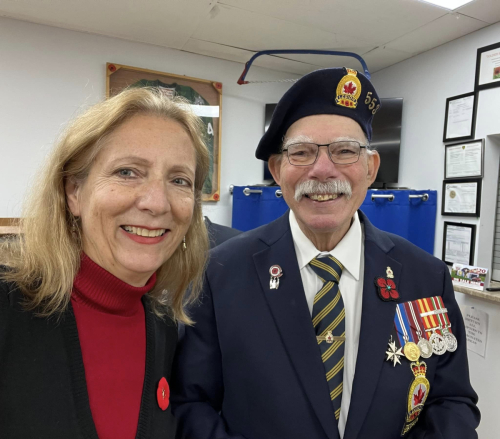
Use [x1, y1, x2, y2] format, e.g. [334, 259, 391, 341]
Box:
[282, 141, 368, 166]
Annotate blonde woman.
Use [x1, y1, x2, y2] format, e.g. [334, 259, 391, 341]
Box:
[0, 87, 209, 439]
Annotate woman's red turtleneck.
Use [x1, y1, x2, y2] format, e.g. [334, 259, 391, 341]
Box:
[71, 254, 156, 439]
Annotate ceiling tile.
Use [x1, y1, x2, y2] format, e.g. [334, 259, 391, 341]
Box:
[456, 0, 500, 24]
[182, 38, 253, 64]
[252, 56, 320, 75]
[0, 0, 496, 77]
[0, 0, 215, 49]
[361, 46, 415, 73]
[272, 49, 377, 71]
[218, 0, 448, 44]
[182, 39, 320, 76]
[193, 3, 339, 50]
[385, 12, 488, 53]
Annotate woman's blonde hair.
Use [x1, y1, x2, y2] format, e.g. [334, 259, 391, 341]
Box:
[1, 87, 210, 324]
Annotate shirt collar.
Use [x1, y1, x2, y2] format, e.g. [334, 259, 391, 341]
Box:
[289, 210, 362, 281]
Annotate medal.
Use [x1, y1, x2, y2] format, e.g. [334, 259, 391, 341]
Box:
[416, 298, 447, 356]
[401, 361, 430, 435]
[406, 301, 432, 359]
[385, 335, 403, 367]
[428, 330, 447, 355]
[395, 304, 421, 362]
[417, 338, 433, 359]
[403, 341, 420, 362]
[432, 296, 457, 352]
[269, 265, 283, 290]
[443, 332, 458, 352]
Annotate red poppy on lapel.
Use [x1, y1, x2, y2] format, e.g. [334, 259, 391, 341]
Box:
[157, 377, 170, 411]
[375, 277, 400, 301]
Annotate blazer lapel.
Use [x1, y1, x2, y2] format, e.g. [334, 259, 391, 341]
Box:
[343, 212, 402, 439]
[253, 214, 340, 439]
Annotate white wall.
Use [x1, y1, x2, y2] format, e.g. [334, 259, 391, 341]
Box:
[0, 16, 295, 226]
[372, 22, 500, 438]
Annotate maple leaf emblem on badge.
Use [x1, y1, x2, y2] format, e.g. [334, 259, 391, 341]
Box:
[343, 81, 357, 95]
[413, 385, 426, 406]
[386, 337, 403, 367]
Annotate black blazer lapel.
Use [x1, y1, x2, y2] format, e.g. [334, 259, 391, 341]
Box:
[344, 212, 402, 439]
[253, 213, 339, 439]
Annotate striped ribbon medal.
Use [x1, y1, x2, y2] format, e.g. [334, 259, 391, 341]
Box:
[432, 296, 457, 352]
[394, 304, 421, 362]
[416, 298, 447, 355]
[309, 255, 345, 422]
[406, 301, 433, 359]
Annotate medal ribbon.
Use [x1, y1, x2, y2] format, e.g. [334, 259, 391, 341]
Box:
[395, 304, 415, 346]
[400, 302, 419, 342]
[431, 297, 450, 334]
[437, 296, 453, 334]
[416, 298, 441, 335]
[405, 301, 429, 341]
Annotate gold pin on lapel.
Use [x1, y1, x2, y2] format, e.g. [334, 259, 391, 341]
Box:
[386, 266, 394, 279]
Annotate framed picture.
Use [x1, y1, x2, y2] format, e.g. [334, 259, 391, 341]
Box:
[442, 222, 476, 266]
[475, 42, 500, 91]
[443, 92, 477, 143]
[0, 218, 20, 236]
[441, 178, 481, 217]
[106, 63, 223, 202]
[444, 139, 484, 179]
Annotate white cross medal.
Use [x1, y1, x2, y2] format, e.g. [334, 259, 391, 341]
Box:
[269, 265, 283, 290]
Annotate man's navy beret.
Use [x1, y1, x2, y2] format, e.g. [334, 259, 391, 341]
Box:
[256, 67, 381, 161]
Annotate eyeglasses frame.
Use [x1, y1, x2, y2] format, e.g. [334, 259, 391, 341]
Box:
[281, 141, 369, 166]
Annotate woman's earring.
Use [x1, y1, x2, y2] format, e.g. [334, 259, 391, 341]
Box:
[70, 216, 79, 234]
[182, 236, 187, 252]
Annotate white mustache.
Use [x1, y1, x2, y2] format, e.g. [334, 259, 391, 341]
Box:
[294, 180, 352, 202]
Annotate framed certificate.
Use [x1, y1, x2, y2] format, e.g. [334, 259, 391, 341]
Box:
[443, 92, 477, 143]
[441, 179, 481, 217]
[444, 140, 483, 179]
[442, 222, 476, 266]
[475, 42, 500, 91]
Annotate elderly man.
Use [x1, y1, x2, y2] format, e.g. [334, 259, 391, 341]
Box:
[172, 68, 479, 439]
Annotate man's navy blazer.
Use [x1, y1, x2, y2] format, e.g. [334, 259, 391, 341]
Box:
[172, 211, 479, 439]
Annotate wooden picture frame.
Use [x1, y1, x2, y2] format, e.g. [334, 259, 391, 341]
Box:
[106, 63, 222, 202]
[444, 139, 484, 180]
[441, 178, 481, 217]
[442, 222, 476, 266]
[443, 92, 477, 143]
[475, 42, 500, 91]
[0, 218, 20, 236]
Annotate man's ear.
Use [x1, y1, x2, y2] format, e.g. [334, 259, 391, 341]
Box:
[366, 150, 381, 185]
[65, 177, 81, 217]
[267, 155, 282, 185]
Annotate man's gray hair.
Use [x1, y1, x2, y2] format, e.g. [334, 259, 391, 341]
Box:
[294, 180, 353, 202]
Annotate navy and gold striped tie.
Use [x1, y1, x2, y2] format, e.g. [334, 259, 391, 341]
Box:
[309, 255, 345, 422]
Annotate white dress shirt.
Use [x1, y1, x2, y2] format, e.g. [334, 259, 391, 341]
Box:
[289, 210, 365, 438]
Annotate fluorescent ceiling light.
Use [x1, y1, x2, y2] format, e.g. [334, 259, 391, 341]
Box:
[419, 0, 474, 10]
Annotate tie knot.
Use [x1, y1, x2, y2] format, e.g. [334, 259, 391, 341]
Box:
[309, 256, 343, 283]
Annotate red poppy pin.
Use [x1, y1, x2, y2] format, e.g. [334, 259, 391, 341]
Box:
[375, 277, 399, 301]
[375, 267, 400, 301]
[157, 377, 170, 411]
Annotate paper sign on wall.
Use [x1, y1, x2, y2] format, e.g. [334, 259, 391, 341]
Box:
[463, 306, 488, 358]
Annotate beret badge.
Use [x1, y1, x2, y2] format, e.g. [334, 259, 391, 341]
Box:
[335, 68, 362, 109]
